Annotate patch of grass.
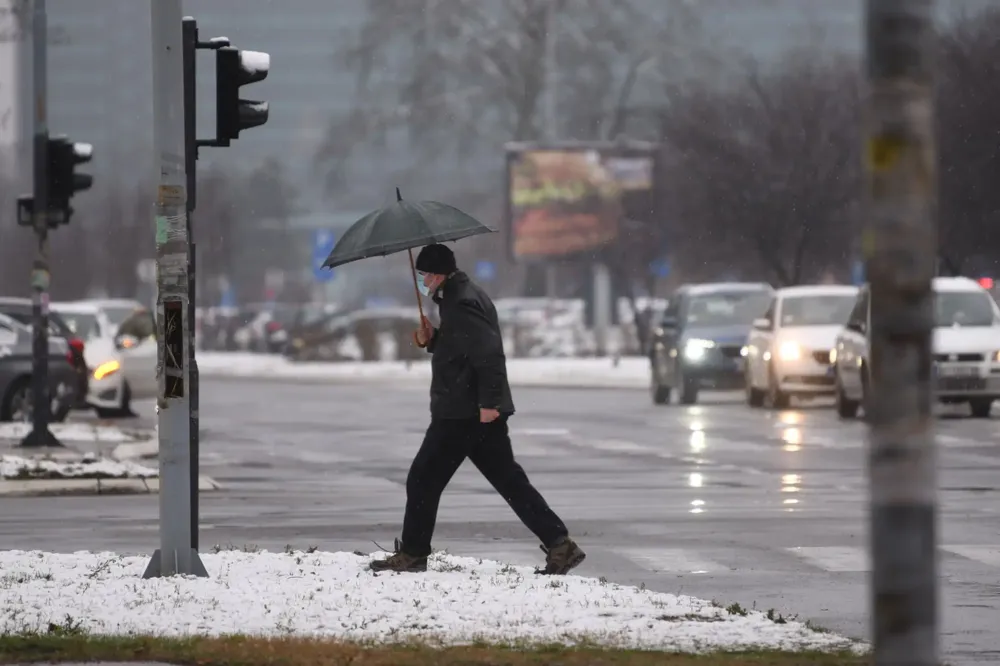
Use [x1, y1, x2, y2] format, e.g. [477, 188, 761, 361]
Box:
[0, 633, 869, 666]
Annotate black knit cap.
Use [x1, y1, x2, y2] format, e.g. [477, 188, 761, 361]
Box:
[414, 243, 457, 275]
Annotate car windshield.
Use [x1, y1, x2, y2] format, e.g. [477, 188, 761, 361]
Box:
[58, 312, 102, 340]
[935, 291, 998, 327]
[685, 290, 772, 327]
[779, 295, 856, 327]
[103, 306, 138, 327]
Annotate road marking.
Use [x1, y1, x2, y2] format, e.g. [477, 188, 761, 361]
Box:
[511, 428, 571, 437]
[940, 545, 1000, 568]
[786, 546, 868, 572]
[621, 547, 725, 574]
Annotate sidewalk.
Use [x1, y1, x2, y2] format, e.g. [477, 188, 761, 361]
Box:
[196, 353, 650, 390]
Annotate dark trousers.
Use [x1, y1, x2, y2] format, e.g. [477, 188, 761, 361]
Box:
[400, 415, 569, 557]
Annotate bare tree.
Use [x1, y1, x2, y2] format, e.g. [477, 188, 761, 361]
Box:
[314, 0, 710, 198]
[659, 52, 862, 286]
[935, 7, 1000, 274]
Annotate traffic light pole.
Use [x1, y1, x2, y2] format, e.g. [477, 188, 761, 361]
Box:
[20, 0, 61, 449]
[182, 16, 201, 552]
[143, 0, 207, 579]
[865, 1, 939, 664]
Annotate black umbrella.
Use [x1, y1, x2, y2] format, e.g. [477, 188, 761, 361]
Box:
[321, 188, 496, 319]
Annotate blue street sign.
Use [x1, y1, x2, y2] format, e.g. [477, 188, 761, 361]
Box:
[851, 260, 865, 286]
[649, 258, 670, 278]
[220, 286, 236, 308]
[312, 230, 337, 283]
[475, 260, 497, 282]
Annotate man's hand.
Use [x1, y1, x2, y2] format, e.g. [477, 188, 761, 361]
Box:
[414, 316, 434, 348]
[479, 407, 500, 423]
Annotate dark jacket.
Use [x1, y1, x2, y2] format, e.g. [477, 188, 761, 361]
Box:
[425, 271, 514, 419]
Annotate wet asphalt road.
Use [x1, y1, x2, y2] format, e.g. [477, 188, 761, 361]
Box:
[4, 378, 1000, 664]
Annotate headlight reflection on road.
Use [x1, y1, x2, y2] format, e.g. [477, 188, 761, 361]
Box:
[690, 499, 705, 514]
[689, 429, 706, 452]
[779, 412, 802, 426]
[781, 474, 802, 512]
[781, 474, 801, 493]
[688, 472, 704, 488]
[782, 427, 802, 452]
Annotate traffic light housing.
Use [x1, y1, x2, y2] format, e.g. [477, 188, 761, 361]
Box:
[216, 47, 269, 142]
[48, 135, 93, 214]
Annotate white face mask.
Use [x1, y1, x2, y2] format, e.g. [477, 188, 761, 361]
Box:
[417, 272, 432, 296]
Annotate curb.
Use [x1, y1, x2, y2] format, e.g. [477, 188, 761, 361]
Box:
[0, 475, 222, 497]
[112, 439, 160, 460]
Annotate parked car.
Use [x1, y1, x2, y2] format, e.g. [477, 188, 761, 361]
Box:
[0, 297, 89, 416]
[744, 285, 859, 408]
[0, 313, 78, 422]
[51, 299, 157, 418]
[649, 282, 774, 405]
[834, 276, 1000, 419]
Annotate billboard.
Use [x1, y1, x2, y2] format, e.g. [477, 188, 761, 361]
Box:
[505, 143, 657, 261]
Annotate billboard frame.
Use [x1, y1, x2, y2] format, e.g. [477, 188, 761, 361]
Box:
[503, 139, 661, 265]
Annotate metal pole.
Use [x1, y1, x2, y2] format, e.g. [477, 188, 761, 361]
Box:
[143, 0, 207, 579]
[181, 15, 200, 553]
[20, 0, 60, 449]
[865, 1, 938, 664]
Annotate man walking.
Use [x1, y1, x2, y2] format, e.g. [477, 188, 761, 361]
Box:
[370, 244, 585, 575]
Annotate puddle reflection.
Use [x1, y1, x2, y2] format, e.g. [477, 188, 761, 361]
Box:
[690, 499, 705, 514]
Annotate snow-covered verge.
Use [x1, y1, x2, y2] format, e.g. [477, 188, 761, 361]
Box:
[0, 549, 864, 653]
[0, 454, 157, 480]
[0, 422, 150, 444]
[197, 353, 650, 389]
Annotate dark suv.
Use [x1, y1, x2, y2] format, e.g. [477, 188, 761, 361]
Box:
[649, 282, 774, 405]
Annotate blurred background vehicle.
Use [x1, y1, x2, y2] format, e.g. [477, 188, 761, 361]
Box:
[0, 313, 78, 423]
[834, 277, 1000, 419]
[0, 297, 89, 415]
[649, 283, 774, 405]
[52, 299, 156, 418]
[744, 285, 859, 408]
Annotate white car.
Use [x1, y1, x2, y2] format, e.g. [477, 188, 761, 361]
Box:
[834, 276, 1000, 419]
[51, 299, 157, 418]
[744, 285, 859, 408]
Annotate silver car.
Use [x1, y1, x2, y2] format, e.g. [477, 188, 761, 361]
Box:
[0, 312, 79, 422]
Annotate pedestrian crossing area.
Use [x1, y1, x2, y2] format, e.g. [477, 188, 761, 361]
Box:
[442, 542, 1000, 576]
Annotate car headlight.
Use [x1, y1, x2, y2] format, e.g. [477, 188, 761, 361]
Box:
[684, 338, 715, 362]
[993, 350, 1000, 362]
[829, 348, 838, 364]
[778, 341, 801, 361]
[93, 359, 121, 380]
[740, 345, 749, 357]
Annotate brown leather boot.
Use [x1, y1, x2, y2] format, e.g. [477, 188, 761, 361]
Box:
[369, 539, 428, 573]
[536, 536, 586, 575]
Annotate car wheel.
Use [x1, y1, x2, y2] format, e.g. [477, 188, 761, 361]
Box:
[745, 367, 765, 408]
[651, 375, 671, 405]
[0, 377, 32, 422]
[768, 365, 790, 410]
[835, 371, 860, 419]
[96, 381, 135, 419]
[970, 398, 993, 418]
[677, 365, 699, 405]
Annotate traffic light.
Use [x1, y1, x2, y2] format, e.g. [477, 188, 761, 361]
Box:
[48, 135, 93, 217]
[215, 46, 269, 142]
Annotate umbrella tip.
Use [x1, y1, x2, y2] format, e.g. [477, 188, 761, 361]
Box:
[396, 187, 402, 202]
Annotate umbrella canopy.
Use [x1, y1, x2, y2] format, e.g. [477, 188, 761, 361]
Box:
[322, 188, 497, 269]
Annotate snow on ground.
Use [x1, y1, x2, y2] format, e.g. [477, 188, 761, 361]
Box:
[0, 422, 143, 443]
[0, 549, 862, 653]
[0, 454, 157, 480]
[197, 353, 649, 389]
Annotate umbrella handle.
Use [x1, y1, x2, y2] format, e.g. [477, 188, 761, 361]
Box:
[407, 248, 426, 322]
